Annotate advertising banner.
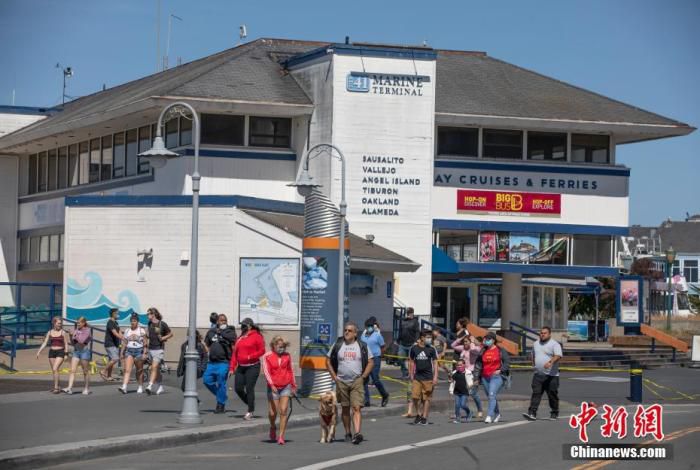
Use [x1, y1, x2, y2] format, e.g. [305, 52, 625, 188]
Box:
[479, 232, 496, 262]
[239, 258, 299, 325]
[457, 189, 561, 216]
[617, 277, 643, 326]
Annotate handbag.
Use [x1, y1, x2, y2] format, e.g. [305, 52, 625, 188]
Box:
[448, 380, 455, 395]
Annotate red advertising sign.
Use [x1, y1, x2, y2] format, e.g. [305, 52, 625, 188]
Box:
[457, 189, 561, 216]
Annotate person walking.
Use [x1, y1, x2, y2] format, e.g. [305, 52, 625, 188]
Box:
[36, 316, 70, 393]
[262, 336, 297, 445]
[398, 307, 420, 379]
[63, 317, 92, 395]
[523, 326, 562, 421]
[229, 317, 265, 420]
[203, 314, 237, 414]
[326, 322, 373, 445]
[101, 308, 123, 382]
[177, 330, 208, 393]
[454, 317, 470, 340]
[119, 314, 148, 394]
[449, 358, 473, 423]
[360, 317, 389, 407]
[451, 333, 484, 419]
[409, 329, 438, 425]
[473, 332, 511, 424]
[431, 328, 449, 375]
[145, 307, 172, 396]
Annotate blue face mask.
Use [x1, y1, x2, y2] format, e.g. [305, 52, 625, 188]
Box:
[484, 339, 494, 347]
[366, 326, 374, 333]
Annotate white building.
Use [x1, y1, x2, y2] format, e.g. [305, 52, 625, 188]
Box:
[0, 39, 693, 356]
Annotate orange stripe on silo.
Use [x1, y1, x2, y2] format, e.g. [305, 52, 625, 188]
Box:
[303, 237, 350, 249]
[300, 356, 329, 369]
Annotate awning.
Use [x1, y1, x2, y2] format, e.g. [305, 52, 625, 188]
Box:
[432, 245, 458, 274]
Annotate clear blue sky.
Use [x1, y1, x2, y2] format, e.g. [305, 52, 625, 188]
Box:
[1, 0, 697, 226]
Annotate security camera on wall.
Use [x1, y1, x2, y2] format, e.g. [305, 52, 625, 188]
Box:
[365, 234, 375, 244]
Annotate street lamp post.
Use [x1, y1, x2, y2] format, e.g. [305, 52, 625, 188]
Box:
[139, 101, 202, 424]
[291, 143, 347, 338]
[665, 246, 676, 332]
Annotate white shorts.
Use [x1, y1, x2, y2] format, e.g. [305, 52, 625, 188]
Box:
[149, 349, 165, 363]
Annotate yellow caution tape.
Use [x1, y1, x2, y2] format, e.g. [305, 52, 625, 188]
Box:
[643, 378, 695, 401]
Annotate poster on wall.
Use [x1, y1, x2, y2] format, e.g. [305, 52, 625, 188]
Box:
[463, 245, 478, 263]
[479, 232, 496, 262]
[509, 233, 540, 262]
[618, 278, 641, 324]
[496, 233, 510, 262]
[239, 258, 300, 325]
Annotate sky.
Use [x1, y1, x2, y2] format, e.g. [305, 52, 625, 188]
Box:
[1, 0, 697, 226]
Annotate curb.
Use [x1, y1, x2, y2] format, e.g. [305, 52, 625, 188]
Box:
[0, 397, 553, 469]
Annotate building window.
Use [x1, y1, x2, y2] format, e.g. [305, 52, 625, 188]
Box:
[437, 127, 478, 157]
[138, 125, 151, 174]
[249, 116, 291, 148]
[201, 114, 245, 146]
[29, 154, 37, 194]
[572, 235, 612, 266]
[672, 260, 681, 276]
[683, 260, 697, 282]
[126, 129, 138, 177]
[49, 234, 60, 262]
[89, 139, 100, 183]
[165, 118, 179, 148]
[180, 116, 192, 146]
[571, 134, 609, 164]
[101, 135, 113, 181]
[527, 132, 566, 161]
[59, 234, 64, 261]
[483, 129, 523, 160]
[19, 237, 29, 265]
[79, 141, 90, 184]
[29, 237, 40, 263]
[68, 144, 79, 186]
[38, 151, 48, 192]
[47, 149, 58, 191]
[113, 132, 125, 179]
[58, 147, 68, 189]
[39, 235, 49, 263]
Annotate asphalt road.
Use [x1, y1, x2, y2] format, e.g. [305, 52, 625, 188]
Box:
[42, 403, 700, 470]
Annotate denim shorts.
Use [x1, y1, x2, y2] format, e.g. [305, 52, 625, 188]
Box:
[125, 348, 144, 359]
[267, 384, 293, 401]
[72, 348, 91, 361]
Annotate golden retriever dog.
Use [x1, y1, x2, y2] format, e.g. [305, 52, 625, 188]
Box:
[318, 391, 337, 443]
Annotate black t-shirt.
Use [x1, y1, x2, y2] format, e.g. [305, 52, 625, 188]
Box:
[104, 319, 120, 348]
[451, 370, 469, 395]
[148, 320, 171, 350]
[409, 344, 437, 381]
[205, 326, 237, 363]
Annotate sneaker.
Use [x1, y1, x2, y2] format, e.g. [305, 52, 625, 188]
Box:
[484, 416, 492, 424]
[118, 386, 127, 394]
[156, 385, 164, 395]
[550, 413, 558, 420]
[522, 412, 537, 421]
[344, 433, 353, 442]
[243, 412, 254, 421]
[145, 383, 153, 395]
[451, 419, 461, 424]
[82, 389, 91, 395]
[381, 396, 389, 407]
[136, 386, 143, 394]
[62, 388, 73, 395]
[494, 414, 501, 423]
[413, 415, 422, 425]
[269, 427, 277, 441]
[477, 411, 483, 420]
[352, 433, 364, 445]
[214, 403, 225, 414]
[419, 417, 428, 426]
[277, 437, 285, 446]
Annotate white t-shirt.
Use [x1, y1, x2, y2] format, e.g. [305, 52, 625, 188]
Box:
[124, 327, 146, 349]
[327, 340, 374, 384]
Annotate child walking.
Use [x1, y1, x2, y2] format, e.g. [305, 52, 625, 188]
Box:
[450, 359, 472, 423]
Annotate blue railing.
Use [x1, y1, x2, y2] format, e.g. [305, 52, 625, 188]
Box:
[0, 326, 18, 370]
[510, 321, 539, 355]
[62, 317, 108, 361]
[0, 309, 62, 345]
[419, 318, 456, 342]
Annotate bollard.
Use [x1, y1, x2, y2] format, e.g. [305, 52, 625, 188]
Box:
[629, 366, 643, 403]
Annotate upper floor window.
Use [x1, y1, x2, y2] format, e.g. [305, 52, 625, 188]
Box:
[483, 129, 523, 160]
[437, 127, 478, 157]
[572, 134, 609, 164]
[200, 114, 244, 146]
[249, 117, 291, 148]
[683, 260, 698, 283]
[527, 132, 566, 161]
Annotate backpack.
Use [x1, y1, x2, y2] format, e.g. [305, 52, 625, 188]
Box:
[329, 337, 369, 381]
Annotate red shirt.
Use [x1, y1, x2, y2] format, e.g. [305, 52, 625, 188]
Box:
[262, 350, 297, 390]
[481, 346, 502, 379]
[229, 329, 265, 371]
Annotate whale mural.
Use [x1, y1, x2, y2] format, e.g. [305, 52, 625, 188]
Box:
[66, 272, 146, 324]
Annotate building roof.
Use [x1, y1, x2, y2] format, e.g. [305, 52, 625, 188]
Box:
[0, 38, 693, 149]
[630, 219, 700, 254]
[242, 209, 420, 271]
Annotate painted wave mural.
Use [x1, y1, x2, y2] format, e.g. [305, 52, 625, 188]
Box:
[67, 272, 147, 324]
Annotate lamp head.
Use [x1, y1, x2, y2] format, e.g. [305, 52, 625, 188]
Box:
[137, 136, 179, 169]
[665, 246, 676, 264]
[288, 167, 321, 197]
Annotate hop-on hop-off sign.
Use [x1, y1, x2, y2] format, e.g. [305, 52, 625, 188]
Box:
[457, 189, 561, 217]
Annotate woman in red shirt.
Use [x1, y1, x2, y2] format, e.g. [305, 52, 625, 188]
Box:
[229, 318, 266, 420]
[473, 332, 511, 424]
[262, 335, 297, 445]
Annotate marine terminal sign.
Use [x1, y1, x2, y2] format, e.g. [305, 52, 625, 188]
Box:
[457, 189, 561, 217]
[346, 72, 428, 96]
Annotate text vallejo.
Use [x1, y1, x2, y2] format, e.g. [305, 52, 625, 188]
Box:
[347, 72, 428, 96]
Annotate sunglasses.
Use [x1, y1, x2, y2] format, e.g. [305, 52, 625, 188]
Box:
[344, 328, 355, 332]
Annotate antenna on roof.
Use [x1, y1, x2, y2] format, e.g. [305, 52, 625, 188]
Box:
[164, 13, 183, 70]
[345, 36, 350, 45]
[239, 24, 247, 45]
[422, 39, 428, 47]
[56, 63, 73, 105]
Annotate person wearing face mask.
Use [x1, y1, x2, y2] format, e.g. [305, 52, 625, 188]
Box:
[203, 314, 237, 414]
[229, 317, 266, 420]
[409, 330, 438, 425]
[262, 336, 297, 445]
[360, 317, 389, 408]
[473, 332, 511, 424]
[449, 358, 473, 423]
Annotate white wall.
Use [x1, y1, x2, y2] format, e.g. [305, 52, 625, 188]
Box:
[0, 112, 46, 138]
[348, 270, 394, 332]
[0, 156, 19, 284]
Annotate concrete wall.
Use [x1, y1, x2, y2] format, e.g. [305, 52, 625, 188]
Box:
[348, 270, 394, 332]
[0, 156, 18, 284]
